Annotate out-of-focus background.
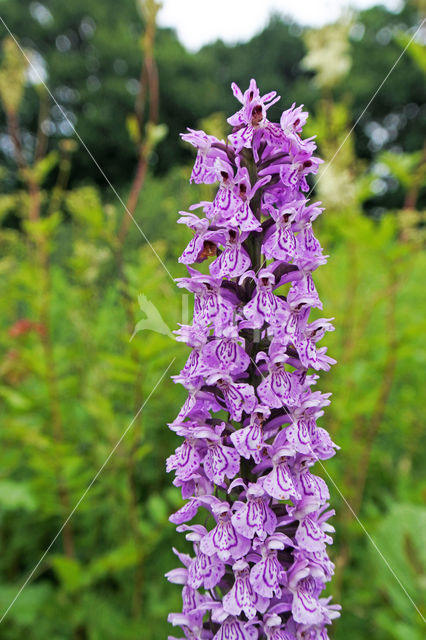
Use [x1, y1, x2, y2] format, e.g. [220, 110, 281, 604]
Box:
[0, 0, 425, 638]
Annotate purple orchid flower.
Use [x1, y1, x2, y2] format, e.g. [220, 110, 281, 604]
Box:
[201, 325, 250, 376]
[262, 202, 299, 262]
[167, 79, 339, 639]
[280, 103, 309, 152]
[206, 373, 257, 422]
[241, 269, 287, 329]
[207, 158, 267, 232]
[209, 229, 251, 279]
[199, 499, 251, 561]
[249, 534, 290, 598]
[180, 128, 225, 184]
[230, 405, 270, 464]
[263, 613, 297, 640]
[176, 268, 235, 329]
[194, 423, 241, 487]
[256, 349, 301, 409]
[231, 481, 277, 540]
[176, 525, 226, 590]
[227, 78, 281, 155]
[223, 559, 269, 620]
[213, 615, 258, 640]
[177, 212, 219, 265]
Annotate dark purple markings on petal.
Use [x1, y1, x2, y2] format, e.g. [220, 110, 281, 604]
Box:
[263, 224, 296, 262]
[292, 587, 324, 625]
[188, 551, 225, 589]
[175, 440, 201, 481]
[247, 500, 263, 533]
[179, 234, 204, 264]
[209, 338, 250, 374]
[298, 224, 321, 255]
[232, 505, 255, 540]
[223, 570, 261, 620]
[181, 349, 202, 380]
[257, 375, 282, 409]
[263, 461, 299, 501]
[270, 368, 292, 405]
[299, 470, 330, 504]
[243, 293, 265, 329]
[214, 617, 258, 640]
[228, 126, 254, 153]
[232, 202, 261, 232]
[223, 384, 245, 421]
[203, 443, 240, 485]
[201, 518, 250, 560]
[295, 515, 325, 552]
[286, 419, 312, 454]
[222, 382, 256, 421]
[169, 498, 200, 525]
[231, 423, 263, 463]
[250, 553, 282, 598]
[174, 393, 196, 422]
[211, 244, 250, 278]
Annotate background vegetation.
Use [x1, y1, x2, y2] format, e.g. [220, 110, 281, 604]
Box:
[0, 0, 425, 638]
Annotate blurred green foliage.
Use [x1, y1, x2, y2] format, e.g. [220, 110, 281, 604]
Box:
[0, 0, 424, 210]
[0, 1, 425, 639]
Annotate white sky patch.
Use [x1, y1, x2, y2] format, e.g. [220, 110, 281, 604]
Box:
[158, 0, 404, 51]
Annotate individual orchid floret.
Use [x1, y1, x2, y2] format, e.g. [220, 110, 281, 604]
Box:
[223, 559, 269, 620]
[295, 222, 324, 260]
[230, 405, 270, 464]
[181, 128, 225, 184]
[201, 325, 250, 376]
[260, 442, 300, 502]
[279, 148, 323, 193]
[206, 372, 257, 422]
[294, 510, 334, 553]
[256, 349, 301, 409]
[209, 229, 251, 279]
[199, 498, 251, 561]
[166, 426, 202, 482]
[262, 202, 299, 262]
[176, 524, 226, 590]
[208, 158, 266, 232]
[285, 418, 314, 455]
[250, 534, 290, 598]
[194, 423, 240, 486]
[286, 256, 326, 310]
[241, 269, 287, 329]
[227, 78, 281, 154]
[280, 103, 309, 151]
[231, 481, 277, 540]
[293, 464, 330, 515]
[176, 268, 235, 328]
[287, 560, 326, 625]
[177, 212, 219, 264]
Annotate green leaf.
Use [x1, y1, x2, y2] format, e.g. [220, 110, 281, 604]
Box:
[88, 542, 141, 579]
[0, 386, 32, 410]
[51, 555, 85, 593]
[33, 151, 59, 185]
[0, 480, 36, 511]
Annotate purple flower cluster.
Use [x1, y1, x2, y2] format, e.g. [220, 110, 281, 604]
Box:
[166, 79, 340, 640]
